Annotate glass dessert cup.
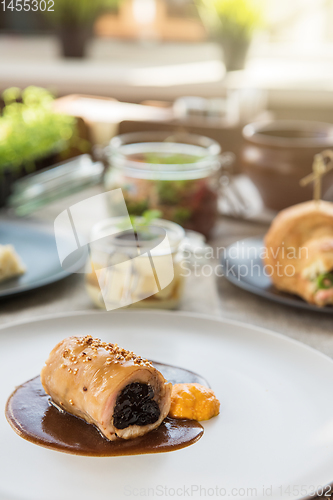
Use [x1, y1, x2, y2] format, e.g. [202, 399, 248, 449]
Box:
[104, 132, 230, 239]
[85, 217, 185, 310]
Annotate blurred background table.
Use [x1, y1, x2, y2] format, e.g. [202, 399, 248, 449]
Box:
[1, 186, 332, 359]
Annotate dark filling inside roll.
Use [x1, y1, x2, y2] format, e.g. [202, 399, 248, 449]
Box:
[113, 382, 160, 429]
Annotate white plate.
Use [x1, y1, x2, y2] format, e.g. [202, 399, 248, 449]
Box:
[1, 311, 333, 500]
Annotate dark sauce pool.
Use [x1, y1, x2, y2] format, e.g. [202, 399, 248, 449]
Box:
[5, 361, 207, 457]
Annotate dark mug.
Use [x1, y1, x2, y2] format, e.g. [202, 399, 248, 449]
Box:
[242, 120, 333, 211]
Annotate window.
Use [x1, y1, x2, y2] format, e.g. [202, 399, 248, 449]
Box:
[266, 0, 333, 46]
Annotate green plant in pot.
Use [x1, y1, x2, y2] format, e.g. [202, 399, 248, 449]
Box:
[44, 0, 122, 58]
[0, 86, 82, 207]
[197, 0, 264, 72]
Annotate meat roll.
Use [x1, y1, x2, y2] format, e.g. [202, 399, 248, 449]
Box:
[41, 335, 172, 441]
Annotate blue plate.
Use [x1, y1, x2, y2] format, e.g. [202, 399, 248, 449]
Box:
[0, 220, 86, 298]
[222, 237, 333, 314]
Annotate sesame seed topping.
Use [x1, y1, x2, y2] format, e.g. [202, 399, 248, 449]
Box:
[73, 335, 152, 367]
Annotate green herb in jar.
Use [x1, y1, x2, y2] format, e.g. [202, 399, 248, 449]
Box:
[117, 209, 162, 232]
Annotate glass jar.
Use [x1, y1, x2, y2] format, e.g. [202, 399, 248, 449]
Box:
[85, 217, 185, 310]
[104, 132, 230, 239]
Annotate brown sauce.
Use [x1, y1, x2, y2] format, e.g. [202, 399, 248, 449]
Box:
[5, 362, 206, 456]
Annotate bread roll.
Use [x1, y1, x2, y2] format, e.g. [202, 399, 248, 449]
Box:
[264, 200, 333, 306]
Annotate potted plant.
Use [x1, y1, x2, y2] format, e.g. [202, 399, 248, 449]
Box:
[0, 86, 84, 207]
[44, 0, 122, 58]
[197, 0, 264, 72]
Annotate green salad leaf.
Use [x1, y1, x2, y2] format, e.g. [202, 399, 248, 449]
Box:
[317, 272, 333, 290]
[156, 180, 186, 205]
